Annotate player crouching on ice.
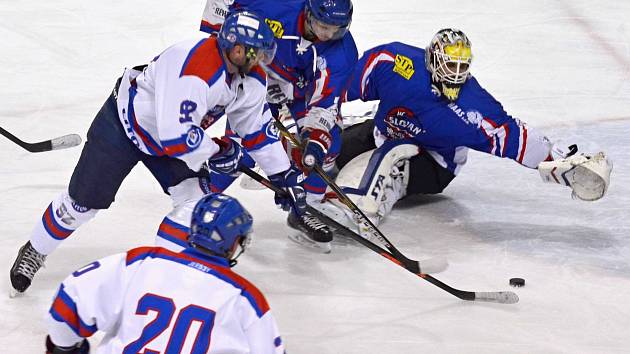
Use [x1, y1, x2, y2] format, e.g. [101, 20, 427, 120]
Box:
[10, 10, 329, 296]
[45, 193, 285, 354]
[316, 28, 612, 233]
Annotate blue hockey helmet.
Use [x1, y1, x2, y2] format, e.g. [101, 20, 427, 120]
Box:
[188, 194, 253, 262]
[305, 0, 353, 41]
[218, 11, 277, 65]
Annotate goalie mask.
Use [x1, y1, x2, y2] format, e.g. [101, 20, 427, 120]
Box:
[426, 28, 472, 101]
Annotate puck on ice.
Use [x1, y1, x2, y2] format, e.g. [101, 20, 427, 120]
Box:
[509, 278, 525, 287]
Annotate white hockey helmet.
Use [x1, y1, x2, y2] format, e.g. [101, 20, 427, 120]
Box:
[425, 28, 472, 101]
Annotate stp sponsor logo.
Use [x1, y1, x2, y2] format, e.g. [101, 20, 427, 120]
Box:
[393, 54, 415, 80]
[265, 19, 284, 38]
[186, 126, 204, 149]
[384, 107, 425, 139]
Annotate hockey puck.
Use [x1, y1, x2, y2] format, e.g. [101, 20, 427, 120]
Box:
[509, 278, 525, 287]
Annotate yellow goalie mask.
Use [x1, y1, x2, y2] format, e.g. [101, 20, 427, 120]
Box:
[425, 28, 472, 101]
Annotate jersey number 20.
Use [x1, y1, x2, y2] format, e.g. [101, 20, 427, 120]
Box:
[123, 293, 216, 354]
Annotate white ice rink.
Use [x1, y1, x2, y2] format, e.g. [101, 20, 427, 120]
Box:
[1, 1, 629, 353]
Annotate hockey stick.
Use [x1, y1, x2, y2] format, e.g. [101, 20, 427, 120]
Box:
[0, 126, 82, 153]
[239, 165, 518, 304]
[272, 112, 425, 273]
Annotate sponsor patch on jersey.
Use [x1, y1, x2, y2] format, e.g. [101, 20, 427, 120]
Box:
[393, 54, 415, 80]
[465, 110, 483, 126]
[448, 103, 483, 127]
[265, 19, 284, 38]
[186, 126, 204, 149]
[384, 107, 425, 139]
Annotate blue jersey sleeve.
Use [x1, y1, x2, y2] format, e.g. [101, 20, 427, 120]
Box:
[344, 44, 397, 103]
[307, 33, 358, 110]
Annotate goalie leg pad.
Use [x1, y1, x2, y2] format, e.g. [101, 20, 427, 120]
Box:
[30, 191, 98, 255]
[538, 151, 612, 201]
[335, 140, 419, 220]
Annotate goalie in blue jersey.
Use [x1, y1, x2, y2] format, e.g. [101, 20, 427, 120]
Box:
[316, 28, 612, 232]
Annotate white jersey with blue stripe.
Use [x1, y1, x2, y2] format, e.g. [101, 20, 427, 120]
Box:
[47, 246, 285, 354]
[116, 37, 290, 176]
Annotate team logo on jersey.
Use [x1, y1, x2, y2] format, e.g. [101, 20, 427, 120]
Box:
[393, 54, 415, 80]
[384, 107, 425, 139]
[186, 126, 204, 149]
[265, 19, 284, 38]
[265, 120, 280, 140]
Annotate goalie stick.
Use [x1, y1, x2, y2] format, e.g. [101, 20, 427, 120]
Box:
[0, 126, 81, 153]
[239, 165, 518, 304]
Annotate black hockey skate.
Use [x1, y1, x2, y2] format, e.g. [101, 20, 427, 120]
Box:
[9, 241, 46, 297]
[287, 211, 333, 253]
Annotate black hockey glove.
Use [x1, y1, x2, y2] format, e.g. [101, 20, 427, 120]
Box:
[46, 335, 90, 354]
[268, 164, 307, 215]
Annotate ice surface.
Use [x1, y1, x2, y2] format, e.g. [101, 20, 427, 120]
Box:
[1, 1, 629, 353]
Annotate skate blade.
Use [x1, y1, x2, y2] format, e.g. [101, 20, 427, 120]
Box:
[288, 233, 332, 254]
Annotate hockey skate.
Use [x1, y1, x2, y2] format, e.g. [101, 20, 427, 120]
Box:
[287, 211, 333, 253]
[9, 241, 46, 297]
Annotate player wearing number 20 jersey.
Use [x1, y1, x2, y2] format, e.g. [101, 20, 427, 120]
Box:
[46, 194, 285, 354]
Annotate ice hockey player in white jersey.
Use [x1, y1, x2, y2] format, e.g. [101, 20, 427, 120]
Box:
[198, 0, 357, 252]
[10, 11, 315, 295]
[319, 29, 612, 233]
[45, 193, 286, 354]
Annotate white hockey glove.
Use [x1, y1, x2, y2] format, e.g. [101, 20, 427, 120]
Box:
[538, 144, 612, 201]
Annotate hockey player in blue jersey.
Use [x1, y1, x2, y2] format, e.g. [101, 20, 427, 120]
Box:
[318, 29, 611, 231]
[200, 0, 358, 251]
[45, 193, 285, 354]
[10, 11, 315, 295]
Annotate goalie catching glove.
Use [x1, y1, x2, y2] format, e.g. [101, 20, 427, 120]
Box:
[205, 137, 243, 175]
[538, 143, 612, 201]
